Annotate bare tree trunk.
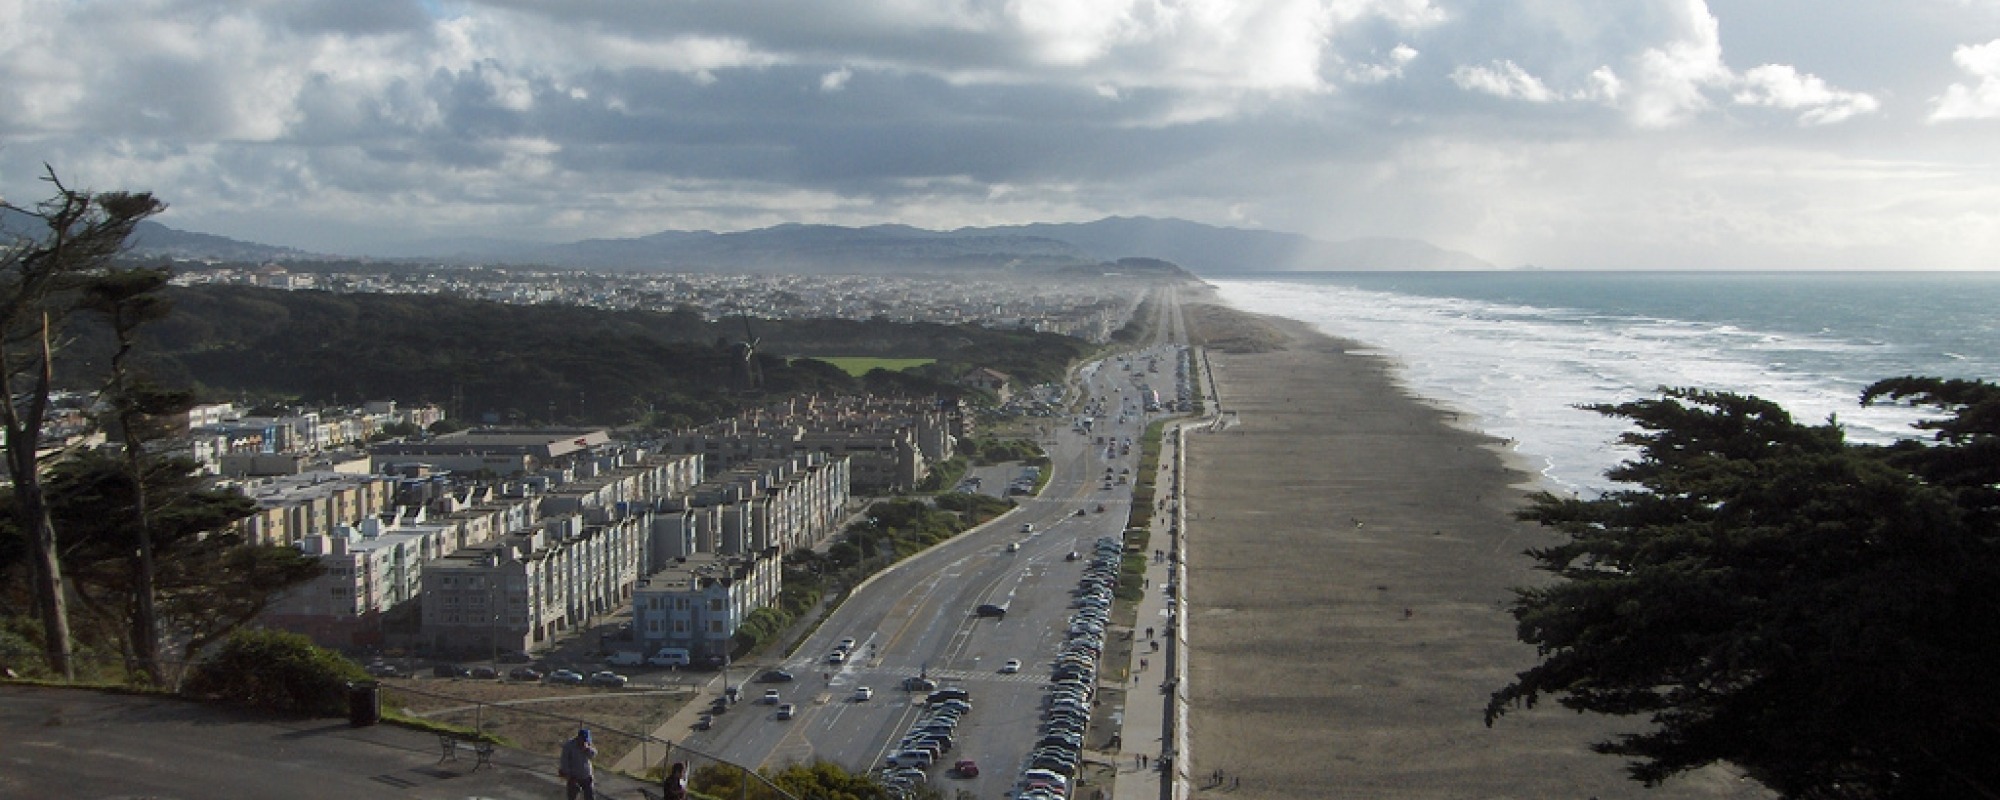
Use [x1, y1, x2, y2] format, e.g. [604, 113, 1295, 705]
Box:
[1, 316, 73, 679]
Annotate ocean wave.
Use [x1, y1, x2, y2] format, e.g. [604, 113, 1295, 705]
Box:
[1212, 278, 1949, 495]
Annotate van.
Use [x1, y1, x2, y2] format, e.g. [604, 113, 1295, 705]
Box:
[606, 650, 646, 667]
[886, 750, 935, 769]
[648, 647, 691, 667]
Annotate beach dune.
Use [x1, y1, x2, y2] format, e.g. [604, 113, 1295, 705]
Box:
[1178, 303, 1763, 799]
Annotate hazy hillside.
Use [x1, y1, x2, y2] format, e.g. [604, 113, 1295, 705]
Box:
[979, 217, 1494, 272]
[25, 208, 1492, 275]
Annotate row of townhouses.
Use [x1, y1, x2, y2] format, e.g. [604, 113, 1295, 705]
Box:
[255, 428, 850, 658]
[660, 393, 970, 492]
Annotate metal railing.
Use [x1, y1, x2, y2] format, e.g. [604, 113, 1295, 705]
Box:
[384, 682, 798, 800]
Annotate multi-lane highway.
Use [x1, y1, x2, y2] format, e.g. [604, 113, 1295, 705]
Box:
[684, 288, 1194, 797]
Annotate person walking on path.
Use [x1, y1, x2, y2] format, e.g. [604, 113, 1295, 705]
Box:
[559, 728, 597, 800]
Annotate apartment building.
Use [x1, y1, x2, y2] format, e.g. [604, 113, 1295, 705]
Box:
[630, 548, 783, 665]
[370, 428, 613, 475]
[660, 393, 961, 492]
[228, 471, 400, 548]
[420, 509, 651, 654]
[261, 518, 453, 649]
[649, 453, 849, 566]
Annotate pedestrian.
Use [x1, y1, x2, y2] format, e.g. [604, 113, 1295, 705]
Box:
[1146, 626, 1154, 639]
[662, 761, 688, 800]
[558, 728, 597, 800]
[1233, 776, 1241, 790]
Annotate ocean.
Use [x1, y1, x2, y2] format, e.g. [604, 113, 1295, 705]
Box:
[1210, 272, 2000, 495]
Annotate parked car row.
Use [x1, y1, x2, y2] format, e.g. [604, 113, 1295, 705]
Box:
[881, 687, 973, 792]
[1015, 536, 1123, 799]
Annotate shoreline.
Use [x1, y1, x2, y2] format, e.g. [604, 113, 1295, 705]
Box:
[1174, 300, 1762, 798]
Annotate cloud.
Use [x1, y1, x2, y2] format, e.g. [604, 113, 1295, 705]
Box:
[821, 67, 854, 92]
[1345, 44, 1418, 84]
[1450, 61, 1619, 104]
[0, 0, 1994, 269]
[1623, 0, 1732, 127]
[1931, 38, 2000, 121]
[1733, 64, 1880, 125]
[1452, 60, 1559, 102]
[1442, 1, 1874, 128]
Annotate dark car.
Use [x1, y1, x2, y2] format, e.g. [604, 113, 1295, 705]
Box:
[543, 669, 585, 685]
[902, 676, 938, 692]
[757, 669, 796, 683]
[975, 603, 1007, 619]
[926, 688, 971, 704]
[469, 666, 499, 679]
[497, 650, 534, 664]
[507, 666, 543, 681]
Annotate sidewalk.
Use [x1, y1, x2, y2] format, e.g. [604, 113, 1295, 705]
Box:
[1113, 421, 1190, 800]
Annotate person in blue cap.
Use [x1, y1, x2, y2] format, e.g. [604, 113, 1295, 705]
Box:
[559, 728, 597, 799]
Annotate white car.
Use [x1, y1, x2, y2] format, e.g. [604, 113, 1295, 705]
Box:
[999, 659, 1021, 674]
[763, 689, 781, 704]
[854, 686, 873, 701]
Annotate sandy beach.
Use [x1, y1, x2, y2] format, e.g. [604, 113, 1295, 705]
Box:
[1176, 302, 1766, 799]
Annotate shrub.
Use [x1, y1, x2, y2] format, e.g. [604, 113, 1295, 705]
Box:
[182, 628, 367, 716]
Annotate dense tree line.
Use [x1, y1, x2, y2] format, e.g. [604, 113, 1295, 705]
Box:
[56, 285, 1090, 427]
[1487, 378, 2000, 799]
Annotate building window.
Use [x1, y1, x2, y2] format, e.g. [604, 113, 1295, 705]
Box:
[709, 620, 723, 633]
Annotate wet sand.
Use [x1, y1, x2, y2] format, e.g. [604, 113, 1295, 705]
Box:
[1177, 303, 1765, 799]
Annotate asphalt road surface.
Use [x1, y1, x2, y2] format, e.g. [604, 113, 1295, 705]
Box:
[686, 340, 1181, 798]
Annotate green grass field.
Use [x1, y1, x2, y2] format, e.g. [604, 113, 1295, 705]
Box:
[809, 357, 936, 376]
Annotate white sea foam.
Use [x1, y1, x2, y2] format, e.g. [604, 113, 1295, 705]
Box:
[1212, 279, 1941, 495]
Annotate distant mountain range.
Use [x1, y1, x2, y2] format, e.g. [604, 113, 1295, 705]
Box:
[376, 216, 1494, 273]
[6, 207, 1493, 274]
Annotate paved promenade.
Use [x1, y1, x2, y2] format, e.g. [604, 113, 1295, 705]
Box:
[1112, 419, 1193, 800]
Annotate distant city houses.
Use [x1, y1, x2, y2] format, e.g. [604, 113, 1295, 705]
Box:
[171, 266, 1137, 343]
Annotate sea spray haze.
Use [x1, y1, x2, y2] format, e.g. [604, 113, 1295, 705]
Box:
[1212, 272, 2000, 495]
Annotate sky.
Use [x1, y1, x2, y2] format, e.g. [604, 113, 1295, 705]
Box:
[1, 0, 1997, 269]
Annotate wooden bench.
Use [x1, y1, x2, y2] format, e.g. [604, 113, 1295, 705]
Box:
[436, 733, 495, 770]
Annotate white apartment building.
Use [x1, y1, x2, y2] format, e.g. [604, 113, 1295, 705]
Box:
[261, 519, 453, 649]
[630, 549, 783, 665]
